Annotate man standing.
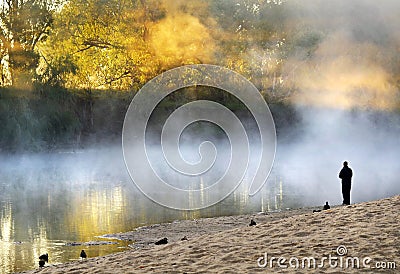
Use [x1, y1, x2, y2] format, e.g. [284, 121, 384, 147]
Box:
[339, 161, 353, 205]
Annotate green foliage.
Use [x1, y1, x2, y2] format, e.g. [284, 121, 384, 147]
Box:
[0, 86, 81, 151]
[36, 54, 78, 86]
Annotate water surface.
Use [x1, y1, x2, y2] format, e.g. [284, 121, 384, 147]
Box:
[0, 148, 301, 273]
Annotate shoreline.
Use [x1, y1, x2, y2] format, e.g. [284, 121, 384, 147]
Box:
[21, 196, 399, 273]
[100, 205, 331, 249]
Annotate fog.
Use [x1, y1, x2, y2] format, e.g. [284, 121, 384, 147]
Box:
[283, 0, 400, 110]
[2, 0, 400, 209]
[272, 0, 400, 205]
[139, 102, 400, 208]
[276, 107, 400, 205]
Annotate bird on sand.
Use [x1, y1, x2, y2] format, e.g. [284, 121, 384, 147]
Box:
[80, 250, 87, 259]
[38, 253, 48, 267]
[155, 237, 168, 245]
[39, 253, 48, 262]
[249, 219, 257, 226]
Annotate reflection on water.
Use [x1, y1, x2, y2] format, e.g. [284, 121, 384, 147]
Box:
[0, 149, 301, 273]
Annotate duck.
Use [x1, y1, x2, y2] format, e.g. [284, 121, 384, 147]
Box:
[38, 253, 48, 267]
[39, 253, 48, 262]
[80, 250, 87, 259]
[154, 237, 168, 245]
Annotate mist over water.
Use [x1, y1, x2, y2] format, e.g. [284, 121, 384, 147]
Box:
[132, 100, 400, 207]
[0, 146, 278, 273]
[275, 107, 400, 205]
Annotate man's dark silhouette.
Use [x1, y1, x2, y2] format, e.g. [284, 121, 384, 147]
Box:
[339, 161, 353, 205]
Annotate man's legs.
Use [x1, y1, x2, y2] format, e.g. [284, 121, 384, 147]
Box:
[342, 184, 346, 204]
[342, 184, 351, 205]
[346, 185, 351, 205]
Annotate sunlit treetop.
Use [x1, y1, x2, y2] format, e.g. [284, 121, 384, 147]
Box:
[0, 0, 399, 110]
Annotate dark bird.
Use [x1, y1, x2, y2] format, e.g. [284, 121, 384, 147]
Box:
[249, 219, 256, 226]
[80, 250, 87, 259]
[323, 201, 330, 210]
[313, 209, 321, 213]
[39, 253, 48, 262]
[155, 237, 168, 245]
[181, 236, 188, 241]
[38, 260, 45, 267]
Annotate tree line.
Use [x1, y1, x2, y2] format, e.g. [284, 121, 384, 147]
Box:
[1, 0, 399, 151]
[0, 0, 297, 94]
[1, 0, 399, 96]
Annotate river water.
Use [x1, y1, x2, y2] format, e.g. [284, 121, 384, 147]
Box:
[0, 148, 304, 273]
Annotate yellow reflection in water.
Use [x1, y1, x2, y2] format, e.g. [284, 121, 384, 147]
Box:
[0, 175, 285, 273]
[64, 183, 126, 241]
[31, 224, 49, 267]
[0, 201, 58, 273]
[0, 202, 14, 273]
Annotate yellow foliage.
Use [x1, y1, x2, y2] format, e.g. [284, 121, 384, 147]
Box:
[148, 12, 216, 68]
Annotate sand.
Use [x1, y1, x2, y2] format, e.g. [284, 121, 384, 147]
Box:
[22, 196, 399, 273]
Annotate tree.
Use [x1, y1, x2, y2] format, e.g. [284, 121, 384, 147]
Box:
[39, 0, 162, 90]
[210, 0, 287, 97]
[0, 0, 55, 87]
[39, 0, 218, 91]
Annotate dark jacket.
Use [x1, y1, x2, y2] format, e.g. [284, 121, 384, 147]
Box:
[339, 166, 353, 185]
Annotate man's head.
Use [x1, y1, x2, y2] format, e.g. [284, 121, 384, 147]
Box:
[343, 161, 348, 167]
